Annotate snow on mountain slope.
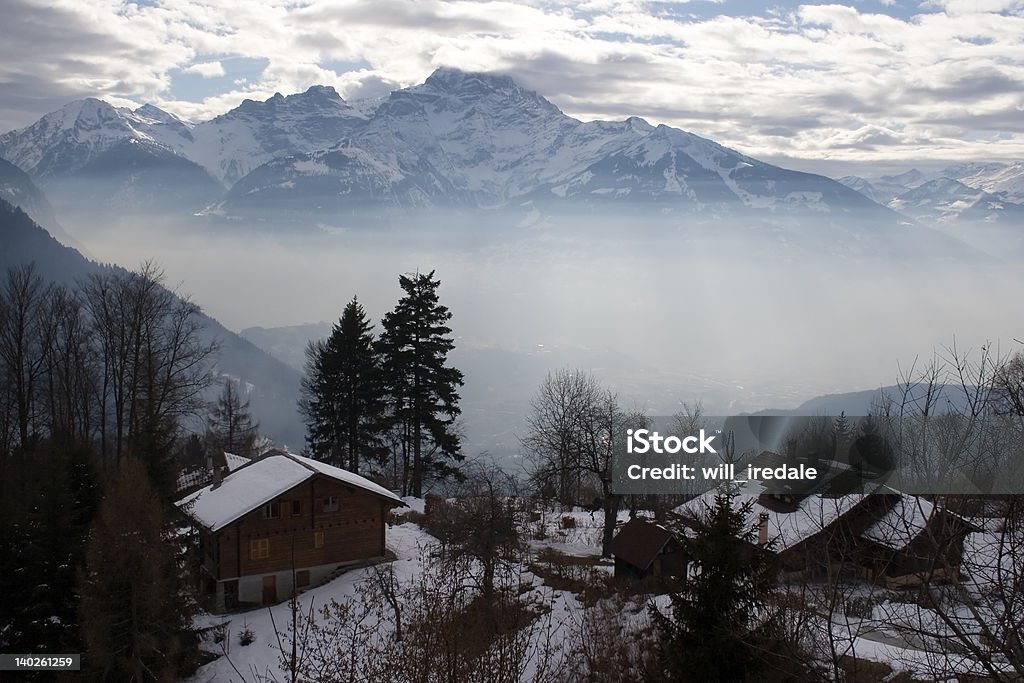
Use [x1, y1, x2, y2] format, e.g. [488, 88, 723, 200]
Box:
[219, 68, 896, 219]
[0, 98, 194, 179]
[887, 178, 984, 224]
[0, 98, 220, 214]
[186, 85, 368, 186]
[888, 177, 1024, 225]
[940, 161, 1024, 203]
[837, 175, 914, 205]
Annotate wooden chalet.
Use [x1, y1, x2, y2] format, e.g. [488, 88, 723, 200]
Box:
[176, 449, 403, 611]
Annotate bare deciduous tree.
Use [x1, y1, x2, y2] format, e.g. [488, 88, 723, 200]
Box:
[522, 369, 646, 555]
[83, 262, 217, 484]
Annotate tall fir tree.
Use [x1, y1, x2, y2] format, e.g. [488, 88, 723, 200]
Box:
[79, 459, 199, 681]
[650, 485, 784, 682]
[377, 271, 464, 497]
[300, 296, 386, 473]
[0, 445, 98, 658]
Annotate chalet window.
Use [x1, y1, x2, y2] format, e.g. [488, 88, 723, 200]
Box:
[322, 496, 338, 512]
[296, 570, 310, 587]
[291, 500, 302, 516]
[314, 531, 325, 548]
[250, 539, 270, 560]
[262, 501, 280, 519]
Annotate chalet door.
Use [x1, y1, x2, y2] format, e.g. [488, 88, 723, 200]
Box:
[262, 575, 277, 604]
[224, 580, 238, 610]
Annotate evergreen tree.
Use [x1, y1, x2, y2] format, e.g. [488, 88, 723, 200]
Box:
[377, 271, 464, 497]
[0, 445, 98, 658]
[300, 296, 386, 472]
[79, 459, 199, 681]
[651, 485, 782, 682]
[206, 378, 259, 458]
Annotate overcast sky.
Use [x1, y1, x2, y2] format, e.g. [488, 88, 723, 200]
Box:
[3, 0, 1024, 175]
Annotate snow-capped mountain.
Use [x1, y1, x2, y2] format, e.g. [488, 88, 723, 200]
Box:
[186, 85, 369, 186]
[939, 161, 1024, 203]
[837, 174, 925, 205]
[0, 98, 220, 212]
[0, 98, 193, 178]
[841, 162, 1024, 225]
[208, 68, 902, 222]
[887, 177, 1024, 225]
[0, 68, 988, 247]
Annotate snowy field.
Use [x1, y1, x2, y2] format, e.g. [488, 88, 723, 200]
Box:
[184, 501, 1018, 682]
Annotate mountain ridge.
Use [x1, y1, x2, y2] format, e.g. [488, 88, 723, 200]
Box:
[0, 68, 932, 227]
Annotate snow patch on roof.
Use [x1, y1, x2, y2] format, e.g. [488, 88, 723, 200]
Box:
[176, 451, 401, 531]
[177, 455, 312, 532]
[287, 452, 402, 504]
[863, 496, 934, 551]
[675, 481, 865, 551]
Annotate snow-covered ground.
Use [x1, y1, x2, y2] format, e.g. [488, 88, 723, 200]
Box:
[185, 501, 1019, 682]
[184, 503, 624, 682]
[185, 522, 433, 682]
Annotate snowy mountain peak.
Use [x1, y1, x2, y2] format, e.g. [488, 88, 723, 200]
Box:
[391, 67, 562, 117]
[424, 67, 518, 94]
[48, 98, 130, 135]
[939, 160, 1024, 203]
[625, 116, 654, 133]
[880, 168, 926, 188]
[133, 103, 184, 125]
[302, 84, 342, 100]
[0, 67, 987, 235]
[228, 86, 350, 119]
[918, 177, 974, 194]
[0, 97, 184, 178]
[189, 83, 365, 185]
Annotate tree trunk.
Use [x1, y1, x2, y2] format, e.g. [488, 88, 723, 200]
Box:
[601, 484, 620, 558]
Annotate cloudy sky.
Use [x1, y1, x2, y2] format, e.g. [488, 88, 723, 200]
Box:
[3, 0, 1024, 174]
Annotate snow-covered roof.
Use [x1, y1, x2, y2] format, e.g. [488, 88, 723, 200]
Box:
[674, 481, 868, 552]
[674, 480, 961, 554]
[862, 496, 935, 551]
[176, 451, 402, 532]
[286, 452, 402, 503]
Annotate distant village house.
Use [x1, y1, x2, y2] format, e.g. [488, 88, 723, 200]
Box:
[607, 518, 685, 580]
[672, 478, 976, 590]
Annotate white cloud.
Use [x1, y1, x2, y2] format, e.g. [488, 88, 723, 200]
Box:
[183, 60, 226, 78]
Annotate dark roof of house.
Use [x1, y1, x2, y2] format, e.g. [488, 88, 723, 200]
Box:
[607, 518, 677, 571]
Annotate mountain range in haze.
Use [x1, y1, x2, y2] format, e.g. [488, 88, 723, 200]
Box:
[840, 163, 1024, 224]
[0, 67, 1018, 259]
